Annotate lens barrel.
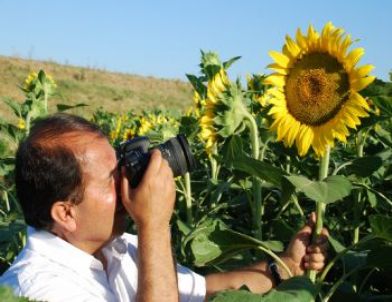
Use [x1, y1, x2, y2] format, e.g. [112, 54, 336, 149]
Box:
[118, 134, 195, 188]
[156, 134, 196, 177]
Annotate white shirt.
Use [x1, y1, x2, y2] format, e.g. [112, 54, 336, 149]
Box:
[0, 228, 206, 302]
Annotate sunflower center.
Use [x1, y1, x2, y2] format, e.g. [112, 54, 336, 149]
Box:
[285, 53, 350, 126]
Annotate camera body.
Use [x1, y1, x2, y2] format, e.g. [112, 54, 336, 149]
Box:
[117, 134, 196, 188]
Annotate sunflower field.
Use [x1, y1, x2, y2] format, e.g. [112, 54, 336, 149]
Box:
[1, 23, 392, 301]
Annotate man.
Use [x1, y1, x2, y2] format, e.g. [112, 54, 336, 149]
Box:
[0, 113, 328, 302]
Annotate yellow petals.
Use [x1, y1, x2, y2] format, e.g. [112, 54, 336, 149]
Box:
[286, 118, 300, 146]
[269, 51, 290, 68]
[296, 28, 308, 50]
[264, 74, 285, 88]
[296, 126, 314, 156]
[345, 48, 365, 70]
[355, 64, 374, 78]
[17, 119, 26, 130]
[350, 92, 370, 110]
[266, 22, 374, 157]
[267, 63, 288, 75]
[351, 76, 376, 92]
[284, 35, 301, 58]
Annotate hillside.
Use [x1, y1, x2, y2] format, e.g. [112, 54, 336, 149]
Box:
[0, 56, 193, 120]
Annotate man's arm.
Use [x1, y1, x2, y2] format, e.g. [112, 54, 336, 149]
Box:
[205, 213, 328, 298]
[121, 150, 179, 302]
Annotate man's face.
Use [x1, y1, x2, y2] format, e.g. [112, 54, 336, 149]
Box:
[72, 134, 127, 249]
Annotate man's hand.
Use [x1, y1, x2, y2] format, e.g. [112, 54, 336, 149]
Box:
[120, 149, 176, 230]
[279, 212, 329, 279]
[121, 149, 179, 302]
[205, 213, 329, 297]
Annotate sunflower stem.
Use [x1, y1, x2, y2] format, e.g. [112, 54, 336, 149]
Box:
[353, 131, 365, 244]
[25, 113, 31, 136]
[209, 155, 218, 182]
[308, 145, 330, 282]
[2, 190, 10, 212]
[184, 172, 193, 226]
[243, 111, 262, 240]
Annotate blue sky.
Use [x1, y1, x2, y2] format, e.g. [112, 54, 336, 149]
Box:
[0, 1, 391, 81]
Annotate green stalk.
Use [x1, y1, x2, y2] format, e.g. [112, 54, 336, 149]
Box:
[2, 190, 10, 212]
[243, 111, 262, 240]
[353, 131, 365, 244]
[319, 234, 374, 283]
[25, 113, 31, 136]
[209, 155, 218, 182]
[44, 88, 49, 114]
[308, 145, 330, 282]
[184, 172, 193, 226]
[209, 144, 219, 182]
[323, 265, 370, 302]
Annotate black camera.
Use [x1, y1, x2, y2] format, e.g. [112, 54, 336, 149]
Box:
[117, 134, 196, 188]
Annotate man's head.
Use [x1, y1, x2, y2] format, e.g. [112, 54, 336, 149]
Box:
[16, 113, 127, 252]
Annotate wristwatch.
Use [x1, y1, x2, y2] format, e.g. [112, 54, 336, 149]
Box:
[267, 258, 282, 286]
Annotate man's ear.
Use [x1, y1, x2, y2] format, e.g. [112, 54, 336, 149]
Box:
[51, 201, 77, 233]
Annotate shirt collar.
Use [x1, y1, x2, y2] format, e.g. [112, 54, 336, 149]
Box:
[26, 227, 104, 273]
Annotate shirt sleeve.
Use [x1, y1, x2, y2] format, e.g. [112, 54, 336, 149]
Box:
[177, 264, 206, 302]
[17, 275, 117, 302]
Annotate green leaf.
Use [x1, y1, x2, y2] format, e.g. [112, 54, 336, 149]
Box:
[56, 103, 88, 112]
[209, 277, 317, 302]
[285, 175, 352, 204]
[366, 190, 378, 208]
[369, 215, 392, 241]
[0, 285, 39, 301]
[222, 135, 244, 169]
[176, 219, 191, 236]
[185, 74, 207, 98]
[209, 289, 262, 302]
[216, 92, 247, 138]
[372, 95, 392, 117]
[280, 177, 296, 205]
[222, 56, 241, 70]
[37, 70, 46, 83]
[0, 158, 15, 177]
[233, 156, 285, 187]
[347, 156, 383, 177]
[328, 235, 346, 254]
[3, 98, 22, 117]
[187, 220, 283, 267]
[367, 245, 392, 269]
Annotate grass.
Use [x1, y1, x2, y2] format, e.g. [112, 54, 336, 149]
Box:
[0, 55, 193, 120]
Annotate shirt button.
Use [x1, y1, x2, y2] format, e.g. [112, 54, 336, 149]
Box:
[113, 240, 127, 254]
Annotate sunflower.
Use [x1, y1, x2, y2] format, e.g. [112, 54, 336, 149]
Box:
[188, 91, 206, 117]
[109, 115, 125, 142]
[199, 68, 230, 154]
[265, 22, 375, 157]
[137, 112, 179, 140]
[17, 118, 26, 130]
[246, 74, 269, 106]
[24, 71, 57, 92]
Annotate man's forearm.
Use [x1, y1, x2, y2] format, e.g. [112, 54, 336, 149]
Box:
[205, 259, 280, 298]
[137, 226, 179, 302]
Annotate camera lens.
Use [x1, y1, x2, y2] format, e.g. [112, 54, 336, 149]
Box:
[155, 134, 196, 177]
[118, 134, 196, 188]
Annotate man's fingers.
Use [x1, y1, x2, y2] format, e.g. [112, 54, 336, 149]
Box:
[320, 227, 329, 238]
[305, 253, 325, 263]
[140, 149, 163, 184]
[121, 167, 130, 202]
[307, 212, 316, 229]
[307, 242, 328, 254]
[304, 261, 325, 271]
